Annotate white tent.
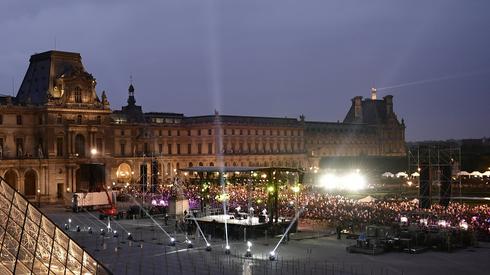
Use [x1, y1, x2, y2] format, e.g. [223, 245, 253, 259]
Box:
[470, 171, 483, 177]
[457, 171, 470, 176]
[358, 196, 376, 203]
[411, 198, 419, 204]
[411, 172, 420, 177]
[482, 171, 490, 177]
[396, 172, 409, 178]
[382, 172, 395, 178]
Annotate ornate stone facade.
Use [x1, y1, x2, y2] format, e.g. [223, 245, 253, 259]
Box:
[0, 51, 405, 202]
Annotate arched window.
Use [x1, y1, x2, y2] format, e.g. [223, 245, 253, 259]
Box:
[116, 163, 132, 182]
[4, 170, 18, 190]
[24, 170, 37, 197]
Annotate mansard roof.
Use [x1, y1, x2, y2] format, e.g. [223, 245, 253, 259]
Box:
[16, 51, 85, 105]
[343, 97, 391, 124]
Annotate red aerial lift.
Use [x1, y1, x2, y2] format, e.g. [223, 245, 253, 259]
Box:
[98, 187, 117, 218]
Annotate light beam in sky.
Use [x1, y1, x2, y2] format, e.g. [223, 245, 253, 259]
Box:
[377, 69, 490, 91]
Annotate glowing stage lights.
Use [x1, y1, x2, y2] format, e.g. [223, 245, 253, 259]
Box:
[459, 220, 469, 230]
[245, 241, 252, 257]
[169, 237, 176, 246]
[437, 220, 448, 227]
[318, 170, 366, 191]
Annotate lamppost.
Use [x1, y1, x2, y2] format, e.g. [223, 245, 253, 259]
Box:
[37, 188, 41, 208]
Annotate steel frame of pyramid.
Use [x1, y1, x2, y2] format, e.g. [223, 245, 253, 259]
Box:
[0, 176, 111, 275]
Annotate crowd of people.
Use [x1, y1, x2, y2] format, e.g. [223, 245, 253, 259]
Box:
[118, 179, 490, 239]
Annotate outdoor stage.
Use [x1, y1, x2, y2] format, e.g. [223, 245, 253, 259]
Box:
[193, 214, 296, 239]
[195, 214, 262, 225]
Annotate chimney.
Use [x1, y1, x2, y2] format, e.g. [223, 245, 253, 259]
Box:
[351, 96, 363, 121]
[384, 95, 393, 116]
[371, 87, 377, 100]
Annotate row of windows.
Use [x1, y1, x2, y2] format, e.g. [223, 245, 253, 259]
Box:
[164, 159, 303, 171]
[57, 114, 102, 125]
[0, 137, 24, 157]
[308, 127, 373, 134]
[144, 129, 212, 137]
[316, 148, 380, 156]
[0, 114, 104, 126]
[119, 128, 302, 137]
[119, 143, 214, 156]
[307, 138, 378, 145]
[119, 141, 303, 156]
[0, 114, 23, 125]
[222, 129, 301, 137]
[152, 159, 304, 176]
[54, 136, 104, 157]
[0, 137, 46, 159]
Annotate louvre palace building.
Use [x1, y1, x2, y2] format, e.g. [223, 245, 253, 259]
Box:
[0, 50, 406, 202]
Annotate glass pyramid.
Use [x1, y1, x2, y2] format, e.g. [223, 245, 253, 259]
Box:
[0, 178, 110, 275]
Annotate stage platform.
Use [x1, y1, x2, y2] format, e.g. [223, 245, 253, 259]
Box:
[191, 214, 297, 239]
[194, 214, 262, 226]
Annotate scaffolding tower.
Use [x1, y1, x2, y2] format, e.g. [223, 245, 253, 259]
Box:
[408, 145, 461, 208]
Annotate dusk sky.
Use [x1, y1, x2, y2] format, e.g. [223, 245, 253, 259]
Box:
[1, 0, 489, 141]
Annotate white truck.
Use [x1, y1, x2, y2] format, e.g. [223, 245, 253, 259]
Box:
[71, 191, 117, 212]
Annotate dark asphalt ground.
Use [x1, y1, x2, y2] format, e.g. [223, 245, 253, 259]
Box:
[42, 205, 490, 275]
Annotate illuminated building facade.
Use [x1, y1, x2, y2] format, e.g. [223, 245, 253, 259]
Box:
[0, 51, 405, 202]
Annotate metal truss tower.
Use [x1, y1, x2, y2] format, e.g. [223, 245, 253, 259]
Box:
[408, 145, 461, 208]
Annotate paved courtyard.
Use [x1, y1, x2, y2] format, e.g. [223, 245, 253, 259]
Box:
[42, 205, 490, 275]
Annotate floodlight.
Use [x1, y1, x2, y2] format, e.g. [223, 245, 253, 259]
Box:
[460, 220, 468, 230]
[269, 251, 276, 261]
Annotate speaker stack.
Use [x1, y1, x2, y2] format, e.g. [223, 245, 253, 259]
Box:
[419, 166, 431, 209]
